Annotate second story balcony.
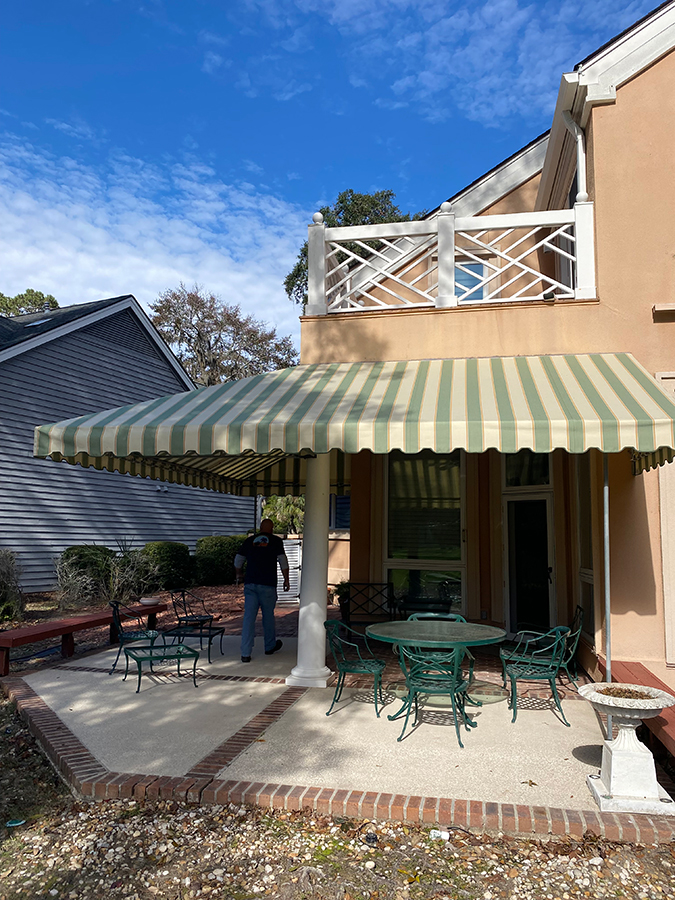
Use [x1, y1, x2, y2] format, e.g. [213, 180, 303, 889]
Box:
[305, 200, 596, 317]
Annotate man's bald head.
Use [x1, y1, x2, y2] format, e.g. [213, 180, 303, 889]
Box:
[260, 518, 274, 534]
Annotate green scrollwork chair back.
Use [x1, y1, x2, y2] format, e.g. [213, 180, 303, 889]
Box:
[500, 625, 571, 725]
[324, 620, 387, 717]
[108, 601, 163, 676]
[392, 644, 473, 747]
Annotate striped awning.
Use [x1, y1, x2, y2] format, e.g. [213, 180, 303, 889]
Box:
[34, 352, 675, 492]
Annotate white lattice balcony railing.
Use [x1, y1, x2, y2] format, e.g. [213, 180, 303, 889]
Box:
[304, 201, 596, 316]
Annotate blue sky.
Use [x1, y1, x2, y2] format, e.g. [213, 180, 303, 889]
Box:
[0, 0, 656, 343]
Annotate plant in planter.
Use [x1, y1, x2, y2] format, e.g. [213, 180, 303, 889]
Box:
[578, 681, 675, 814]
[335, 581, 351, 623]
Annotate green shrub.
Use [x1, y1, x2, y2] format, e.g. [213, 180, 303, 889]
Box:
[0, 549, 24, 621]
[195, 534, 248, 585]
[143, 541, 194, 590]
[57, 542, 160, 610]
[61, 545, 115, 578]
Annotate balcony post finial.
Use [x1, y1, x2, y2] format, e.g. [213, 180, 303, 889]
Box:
[312, 211, 324, 224]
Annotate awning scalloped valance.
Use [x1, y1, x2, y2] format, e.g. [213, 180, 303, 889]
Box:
[34, 352, 675, 492]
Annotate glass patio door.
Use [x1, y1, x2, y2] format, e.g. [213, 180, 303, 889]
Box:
[506, 496, 554, 633]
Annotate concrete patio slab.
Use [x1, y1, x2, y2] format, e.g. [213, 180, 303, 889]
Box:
[25, 662, 287, 776]
[220, 687, 604, 810]
[69, 636, 300, 680]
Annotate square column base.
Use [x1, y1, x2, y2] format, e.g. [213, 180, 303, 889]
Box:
[586, 774, 675, 815]
[285, 666, 332, 688]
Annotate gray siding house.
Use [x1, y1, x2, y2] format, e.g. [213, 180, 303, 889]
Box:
[0, 295, 255, 591]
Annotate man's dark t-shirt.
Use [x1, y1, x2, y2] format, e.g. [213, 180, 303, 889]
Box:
[238, 533, 286, 586]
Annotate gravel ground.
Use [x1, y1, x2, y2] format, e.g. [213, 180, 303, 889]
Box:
[2, 697, 675, 900]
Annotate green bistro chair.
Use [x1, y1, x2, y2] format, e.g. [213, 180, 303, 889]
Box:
[500, 626, 571, 726]
[560, 605, 584, 684]
[108, 601, 164, 675]
[392, 644, 473, 747]
[407, 612, 476, 686]
[501, 606, 584, 685]
[324, 620, 387, 717]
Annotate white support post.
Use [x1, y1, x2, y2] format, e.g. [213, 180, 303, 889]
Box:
[574, 201, 596, 300]
[286, 452, 332, 687]
[604, 454, 613, 740]
[306, 213, 327, 316]
[435, 202, 457, 308]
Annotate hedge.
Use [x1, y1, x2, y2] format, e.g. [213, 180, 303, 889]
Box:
[195, 534, 248, 585]
[60, 545, 116, 580]
[143, 541, 195, 590]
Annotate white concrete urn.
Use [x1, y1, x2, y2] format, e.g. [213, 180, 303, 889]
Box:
[578, 682, 675, 814]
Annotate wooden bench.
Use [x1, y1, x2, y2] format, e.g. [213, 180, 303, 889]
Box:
[0, 602, 167, 677]
[604, 659, 675, 758]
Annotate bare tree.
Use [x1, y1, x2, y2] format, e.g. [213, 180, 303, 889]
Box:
[151, 283, 298, 386]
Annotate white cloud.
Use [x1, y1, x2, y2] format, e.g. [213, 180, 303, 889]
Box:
[202, 50, 225, 74]
[293, 0, 656, 125]
[0, 133, 309, 344]
[45, 116, 104, 143]
[243, 159, 264, 174]
[273, 79, 312, 101]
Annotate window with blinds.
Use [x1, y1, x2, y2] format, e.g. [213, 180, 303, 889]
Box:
[386, 450, 465, 609]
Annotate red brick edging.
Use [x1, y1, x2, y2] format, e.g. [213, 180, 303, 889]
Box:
[4, 675, 675, 844]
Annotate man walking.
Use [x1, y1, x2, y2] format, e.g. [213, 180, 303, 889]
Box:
[234, 519, 290, 662]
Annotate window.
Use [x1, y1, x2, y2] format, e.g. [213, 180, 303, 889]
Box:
[329, 494, 350, 530]
[386, 449, 465, 610]
[577, 452, 595, 639]
[455, 261, 485, 301]
[504, 450, 550, 488]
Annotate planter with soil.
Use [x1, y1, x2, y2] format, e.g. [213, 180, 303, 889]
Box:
[578, 681, 675, 814]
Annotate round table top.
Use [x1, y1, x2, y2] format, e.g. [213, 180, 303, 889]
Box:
[365, 620, 506, 648]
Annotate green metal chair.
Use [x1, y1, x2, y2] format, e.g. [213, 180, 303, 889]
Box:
[560, 605, 584, 684]
[108, 601, 163, 675]
[500, 626, 571, 725]
[324, 621, 387, 717]
[391, 644, 473, 747]
[500, 606, 584, 685]
[406, 612, 475, 685]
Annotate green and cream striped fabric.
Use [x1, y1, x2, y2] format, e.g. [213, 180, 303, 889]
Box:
[34, 353, 675, 492]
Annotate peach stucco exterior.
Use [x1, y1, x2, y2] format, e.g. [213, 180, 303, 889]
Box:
[298, 44, 675, 687]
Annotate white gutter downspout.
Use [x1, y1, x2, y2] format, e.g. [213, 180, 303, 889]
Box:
[562, 110, 589, 202]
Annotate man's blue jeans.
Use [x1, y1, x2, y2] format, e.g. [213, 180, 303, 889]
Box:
[241, 583, 278, 657]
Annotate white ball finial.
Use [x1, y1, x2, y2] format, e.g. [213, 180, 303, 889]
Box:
[312, 212, 324, 224]
[440, 201, 453, 213]
[576, 191, 589, 203]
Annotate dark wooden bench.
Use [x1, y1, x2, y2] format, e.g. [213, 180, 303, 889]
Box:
[0, 602, 167, 677]
[604, 659, 675, 758]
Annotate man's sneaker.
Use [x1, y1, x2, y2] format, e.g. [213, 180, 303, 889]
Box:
[241, 655, 251, 663]
[265, 640, 283, 656]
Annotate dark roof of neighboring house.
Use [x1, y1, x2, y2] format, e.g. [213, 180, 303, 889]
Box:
[0, 295, 134, 352]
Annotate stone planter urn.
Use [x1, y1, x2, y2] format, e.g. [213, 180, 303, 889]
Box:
[578, 682, 675, 814]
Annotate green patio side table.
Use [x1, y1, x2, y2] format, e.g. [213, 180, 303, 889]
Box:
[123, 643, 199, 693]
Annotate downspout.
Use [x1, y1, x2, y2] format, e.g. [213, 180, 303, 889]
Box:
[562, 110, 589, 202]
[603, 455, 612, 739]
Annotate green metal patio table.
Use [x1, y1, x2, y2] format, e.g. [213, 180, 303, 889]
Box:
[123, 643, 199, 693]
[365, 620, 507, 725]
[365, 620, 506, 650]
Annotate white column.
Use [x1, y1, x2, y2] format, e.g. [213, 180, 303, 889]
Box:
[435, 201, 457, 308]
[286, 452, 332, 687]
[306, 213, 328, 316]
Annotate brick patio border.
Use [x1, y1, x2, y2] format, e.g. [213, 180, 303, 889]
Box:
[4, 674, 675, 844]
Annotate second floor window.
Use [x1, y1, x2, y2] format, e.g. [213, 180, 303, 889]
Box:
[456, 261, 485, 301]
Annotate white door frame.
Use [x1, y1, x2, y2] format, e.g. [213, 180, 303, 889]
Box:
[502, 490, 556, 635]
